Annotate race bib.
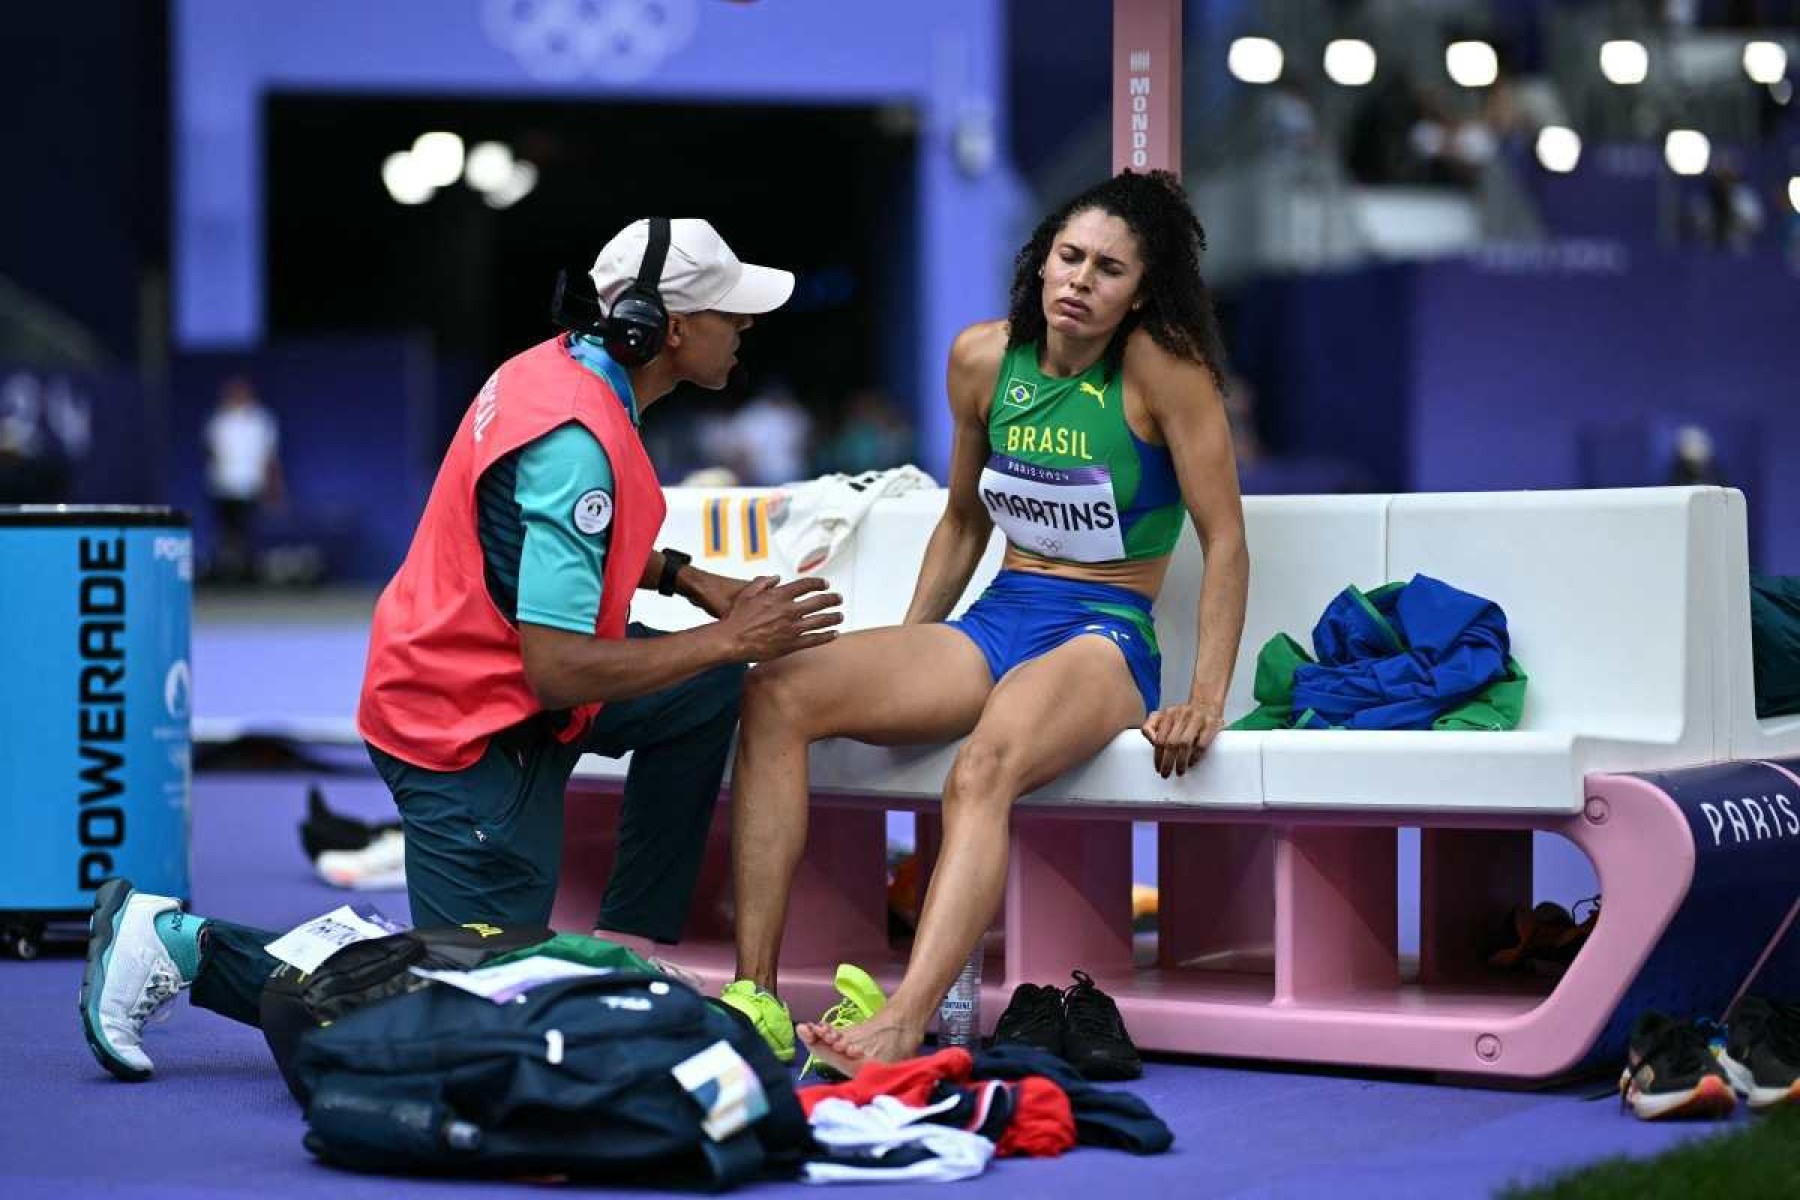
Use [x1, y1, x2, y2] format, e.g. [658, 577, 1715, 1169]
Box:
[263, 905, 405, 974]
[978, 454, 1123, 563]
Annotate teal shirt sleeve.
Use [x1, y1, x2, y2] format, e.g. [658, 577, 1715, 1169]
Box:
[513, 422, 615, 634]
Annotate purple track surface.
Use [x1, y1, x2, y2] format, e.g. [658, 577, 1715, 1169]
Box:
[2, 773, 1747, 1199]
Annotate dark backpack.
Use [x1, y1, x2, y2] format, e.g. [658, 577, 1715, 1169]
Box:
[292, 968, 811, 1190]
[260, 923, 552, 1102]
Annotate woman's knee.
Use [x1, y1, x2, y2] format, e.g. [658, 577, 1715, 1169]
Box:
[738, 647, 864, 741]
[944, 738, 1021, 810]
[741, 656, 824, 737]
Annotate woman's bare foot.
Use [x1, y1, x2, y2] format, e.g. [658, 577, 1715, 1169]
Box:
[796, 1011, 926, 1076]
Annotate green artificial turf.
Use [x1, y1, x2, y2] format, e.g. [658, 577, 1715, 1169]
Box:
[1500, 1106, 1800, 1199]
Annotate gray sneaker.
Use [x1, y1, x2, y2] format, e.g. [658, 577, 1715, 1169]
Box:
[79, 879, 189, 1081]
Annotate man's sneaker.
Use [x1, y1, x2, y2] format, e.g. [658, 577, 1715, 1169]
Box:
[1717, 996, 1800, 1110]
[315, 828, 407, 890]
[1618, 1011, 1736, 1120]
[1062, 969, 1142, 1080]
[801, 963, 887, 1078]
[719, 979, 796, 1064]
[78, 878, 191, 1081]
[298, 785, 399, 859]
[992, 982, 1066, 1057]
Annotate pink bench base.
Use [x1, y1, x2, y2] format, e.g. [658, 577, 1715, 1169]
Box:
[553, 773, 1695, 1080]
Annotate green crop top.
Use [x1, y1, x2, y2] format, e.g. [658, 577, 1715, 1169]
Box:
[980, 341, 1184, 563]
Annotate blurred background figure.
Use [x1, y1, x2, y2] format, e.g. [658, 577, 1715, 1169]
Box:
[1347, 72, 1429, 186]
[676, 400, 746, 487]
[814, 387, 913, 476]
[1406, 83, 1496, 189]
[1686, 161, 1767, 252]
[1219, 372, 1266, 473]
[1261, 77, 1322, 158]
[203, 375, 283, 583]
[725, 381, 813, 486]
[1667, 423, 1728, 486]
[0, 383, 73, 503]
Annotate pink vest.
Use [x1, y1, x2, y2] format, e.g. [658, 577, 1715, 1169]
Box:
[357, 338, 666, 770]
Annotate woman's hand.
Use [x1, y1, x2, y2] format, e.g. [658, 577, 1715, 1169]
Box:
[1141, 699, 1224, 778]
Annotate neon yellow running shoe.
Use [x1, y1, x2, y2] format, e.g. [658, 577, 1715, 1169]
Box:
[801, 963, 888, 1078]
[719, 980, 796, 1064]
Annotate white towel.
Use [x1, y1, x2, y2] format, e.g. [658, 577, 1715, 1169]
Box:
[767, 465, 937, 574]
[802, 1095, 994, 1185]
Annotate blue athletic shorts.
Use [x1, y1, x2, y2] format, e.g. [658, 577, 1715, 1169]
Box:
[944, 569, 1162, 714]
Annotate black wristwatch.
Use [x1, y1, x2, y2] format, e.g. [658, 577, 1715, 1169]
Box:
[656, 547, 693, 596]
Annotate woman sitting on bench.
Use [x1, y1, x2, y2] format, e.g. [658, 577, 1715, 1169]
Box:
[718, 170, 1251, 1073]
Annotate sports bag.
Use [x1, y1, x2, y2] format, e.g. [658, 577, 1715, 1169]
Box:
[260, 922, 552, 1102]
[293, 965, 809, 1188]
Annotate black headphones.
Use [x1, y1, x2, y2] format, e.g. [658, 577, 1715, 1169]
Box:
[549, 217, 671, 368]
[604, 217, 671, 367]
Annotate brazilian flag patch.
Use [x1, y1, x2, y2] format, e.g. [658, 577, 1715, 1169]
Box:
[1004, 378, 1036, 408]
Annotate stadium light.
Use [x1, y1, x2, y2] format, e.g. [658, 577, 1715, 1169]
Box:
[1743, 41, 1787, 85]
[1663, 129, 1710, 177]
[381, 152, 434, 205]
[1789, 176, 1800, 215]
[1535, 126, 1581, 174]
[1600, 40, 1649, 86]
[483, 162, 539, 210]
[1228, 37, 1283, 85]
[1323, 39, 1377, 87]
[1445, 41, 1498, 88]
[464, 142, 516, 194]
[410, 132, 465, 189]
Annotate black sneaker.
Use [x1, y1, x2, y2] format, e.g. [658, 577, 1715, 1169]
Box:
[1618, 1011, 1736, 1120]
[299, 786, 398, 860]
[1486, 895, 1599, 977]
[1718, 996, 1800, 1111]
[992, 983, 1066, 1056]
[1062, 970, 1141, 1081]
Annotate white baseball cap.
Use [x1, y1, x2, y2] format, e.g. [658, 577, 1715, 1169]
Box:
[589, 218, 794, 316]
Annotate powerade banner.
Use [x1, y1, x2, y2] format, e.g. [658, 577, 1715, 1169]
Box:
[0, 510, 192, 911]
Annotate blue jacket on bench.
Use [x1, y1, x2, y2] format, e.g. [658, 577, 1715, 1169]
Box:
[1233, 575, 1528, 732]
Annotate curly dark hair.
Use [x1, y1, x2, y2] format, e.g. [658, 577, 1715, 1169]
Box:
[1006, 169, 1229, 390]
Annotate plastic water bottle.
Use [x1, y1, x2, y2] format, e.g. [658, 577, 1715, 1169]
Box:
[937, 945, 983, 1049]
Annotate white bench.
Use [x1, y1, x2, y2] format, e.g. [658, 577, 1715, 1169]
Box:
[596, 485, 1773, 807]
[555, 484, 1800, 1078]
